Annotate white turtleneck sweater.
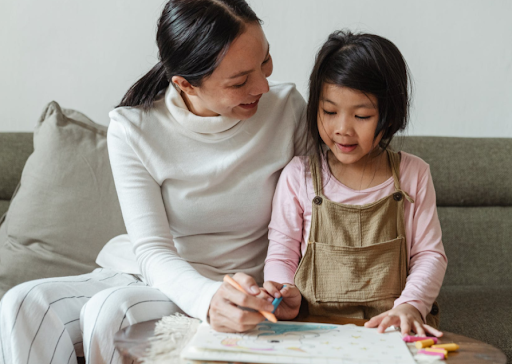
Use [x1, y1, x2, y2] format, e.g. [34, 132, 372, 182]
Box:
[97, 81, 306, 322]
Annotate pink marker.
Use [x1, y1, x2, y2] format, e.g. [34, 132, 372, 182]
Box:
[418, 349, 446, 360]
[403, 335, 439, 343]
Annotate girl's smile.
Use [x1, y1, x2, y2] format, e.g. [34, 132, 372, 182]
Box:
[318, 84, 381, 167]
[318, 84, 392, 190]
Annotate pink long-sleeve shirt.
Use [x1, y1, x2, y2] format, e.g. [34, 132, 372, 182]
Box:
[264, 152, 447, 321]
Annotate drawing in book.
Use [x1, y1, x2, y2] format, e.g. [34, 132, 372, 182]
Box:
[181, 321, 416, 364]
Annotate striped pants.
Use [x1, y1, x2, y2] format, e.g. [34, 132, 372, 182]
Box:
[0, 268, 182, 364]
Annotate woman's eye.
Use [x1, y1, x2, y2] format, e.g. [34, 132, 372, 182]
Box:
[263, 55, 271, 64]
[232, 78, 248, 88]
[323, 109, 336, 115]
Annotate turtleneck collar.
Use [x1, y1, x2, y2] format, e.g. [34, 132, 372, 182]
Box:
[164, 84, 242, 135]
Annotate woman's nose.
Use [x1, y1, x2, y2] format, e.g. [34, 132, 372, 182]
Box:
[250, 73, 270, 96]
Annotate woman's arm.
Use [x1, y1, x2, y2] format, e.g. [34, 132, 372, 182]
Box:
[108, 117, 223, 322]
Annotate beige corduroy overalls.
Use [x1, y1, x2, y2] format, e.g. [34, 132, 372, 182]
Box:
[294, 150, 439, 328]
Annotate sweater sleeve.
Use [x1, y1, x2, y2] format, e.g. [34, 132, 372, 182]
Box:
[107, 116, 222, 322]
[264, 157, 305, 284]
[393, 164, 448, 322]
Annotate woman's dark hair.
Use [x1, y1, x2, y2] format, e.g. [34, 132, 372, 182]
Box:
[306, 30, 411, 164]
[117, 0, 261, 110]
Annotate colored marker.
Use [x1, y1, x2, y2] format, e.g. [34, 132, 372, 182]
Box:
[403, 335, 439, 343]
[418, 349, 446, 360]
[415, 339, 437, 349]
[432, 343, 460, 352]
[223, 275, 277, 323]
[271, 285, 286, 313]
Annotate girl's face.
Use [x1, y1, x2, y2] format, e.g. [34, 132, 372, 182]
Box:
[318, 84, 382, 167]
[182, 23, 273, 120]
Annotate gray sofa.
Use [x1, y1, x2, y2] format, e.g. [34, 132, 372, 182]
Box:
[0, 131, 510, 361]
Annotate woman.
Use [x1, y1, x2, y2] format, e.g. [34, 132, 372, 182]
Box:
[0, 1, 306, 363]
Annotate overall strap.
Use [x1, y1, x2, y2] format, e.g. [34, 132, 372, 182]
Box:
[308, 154, 324, 197]
[387, 149, 415, 203]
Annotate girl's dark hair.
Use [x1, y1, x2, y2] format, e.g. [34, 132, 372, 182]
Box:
[307, 30, 411, 163]
[117, 0, 261, 110]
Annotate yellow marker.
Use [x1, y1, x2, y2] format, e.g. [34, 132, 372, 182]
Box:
[424, 348, 448, 359]
[415, 339, 436, 349]
[432, 343, 460, 352]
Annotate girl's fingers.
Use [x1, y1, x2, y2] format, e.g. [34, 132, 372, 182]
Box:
[377, 315, 399, 333]
[413, 320, 426, 337]
[399, 314, 411, 336]
[423, 324, 444, 338]
[263, 281, 283, 298]
[364, 312, 386, 328]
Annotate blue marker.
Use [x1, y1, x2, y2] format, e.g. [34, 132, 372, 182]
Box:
[271, 285, 286, 313]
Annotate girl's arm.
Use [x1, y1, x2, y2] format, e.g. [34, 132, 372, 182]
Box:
[366, 161, 447, 336]
[394, 164, 448, 322]
[264, 157, 305, 285]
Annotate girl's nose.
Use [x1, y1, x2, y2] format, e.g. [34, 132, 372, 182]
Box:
[334, 115, 353, 136]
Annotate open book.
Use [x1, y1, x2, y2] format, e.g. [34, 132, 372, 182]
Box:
[180, 321, 415, 364]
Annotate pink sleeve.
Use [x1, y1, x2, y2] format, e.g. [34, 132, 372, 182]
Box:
[394, 164, 448, 322]
[264, 157, 305, 285]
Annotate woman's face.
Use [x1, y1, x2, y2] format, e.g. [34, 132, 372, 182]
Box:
[182, 23, 273, 120]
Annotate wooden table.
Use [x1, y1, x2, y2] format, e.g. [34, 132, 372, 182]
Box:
[115, 316, 507, 363]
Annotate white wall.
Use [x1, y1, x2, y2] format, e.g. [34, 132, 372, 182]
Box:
[1, 0, 511, 136]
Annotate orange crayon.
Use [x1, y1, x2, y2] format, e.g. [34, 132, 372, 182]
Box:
[432, 343, 460, 352]
[415, 339, 436, 349]
[223, 275, 277, 323]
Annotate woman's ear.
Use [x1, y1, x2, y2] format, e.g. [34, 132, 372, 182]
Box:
[171, 76, 197, 96]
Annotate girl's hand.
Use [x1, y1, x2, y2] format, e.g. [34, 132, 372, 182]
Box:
[208, 273, 276, 333]
[364, 303, 443, 337]
[262, 281, 302, 320]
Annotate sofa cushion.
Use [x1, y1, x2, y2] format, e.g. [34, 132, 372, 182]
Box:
[0, 101, 126, 298]
[437, 206, 512, 286]
[438, 285, 512, 362]
[395, 136, 512, 207]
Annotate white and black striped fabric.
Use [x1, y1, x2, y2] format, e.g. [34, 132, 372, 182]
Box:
[0, 268, 182, 364]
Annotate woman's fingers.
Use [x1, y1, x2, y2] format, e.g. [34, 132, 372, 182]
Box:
[209, 295, 265, 332]
[233, 272, 260, 295]
[224, 282, 275, 313]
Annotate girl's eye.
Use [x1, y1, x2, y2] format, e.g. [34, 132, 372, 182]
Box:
[322, 109, 336, 115]
[263, 55, 271, 64]
[355, 115, 371, 119]
[232, 77, 248, 88]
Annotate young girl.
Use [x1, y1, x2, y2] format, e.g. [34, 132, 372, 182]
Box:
[262, 30, 447, 337]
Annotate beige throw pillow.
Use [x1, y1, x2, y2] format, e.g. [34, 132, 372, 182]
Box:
[0, 101, 127, 298]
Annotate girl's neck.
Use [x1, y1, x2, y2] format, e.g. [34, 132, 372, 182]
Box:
[326, 148, 392, 191]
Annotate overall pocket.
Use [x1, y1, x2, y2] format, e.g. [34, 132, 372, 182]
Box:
[312, 237, 404, 303]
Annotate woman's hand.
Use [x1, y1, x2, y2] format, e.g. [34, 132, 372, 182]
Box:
[208, 273, 276, 333]
[364, 303, 443, 337]
[260, 281, 302, 320]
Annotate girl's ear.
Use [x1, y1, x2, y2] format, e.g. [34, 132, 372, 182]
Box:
[171, 76, 198, 96]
